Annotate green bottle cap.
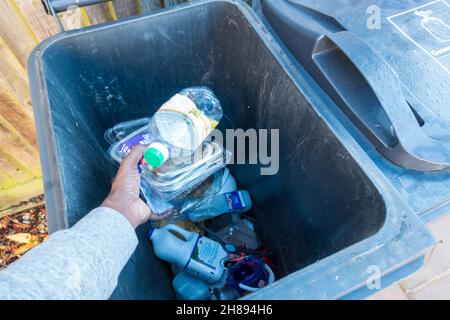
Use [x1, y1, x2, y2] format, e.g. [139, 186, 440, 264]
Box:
[144, 143, 169, 168]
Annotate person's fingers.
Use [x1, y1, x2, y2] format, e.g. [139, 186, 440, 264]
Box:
[149, 212, 170, 222]
[148, 209, 173, 222]
[119, 144, 148, 173]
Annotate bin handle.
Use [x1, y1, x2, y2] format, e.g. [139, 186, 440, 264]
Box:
[42, 0, 112, 31]
[42, 0, 174, 32]
[312, 31, 450, 171]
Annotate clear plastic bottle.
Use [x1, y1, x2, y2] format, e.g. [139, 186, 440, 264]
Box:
[107, 87, 226, 208]
[109, 87, 222, 169]
[143, 87, 223, 169]
[161, 167, 238, 221]
[185, 191, 252, 222]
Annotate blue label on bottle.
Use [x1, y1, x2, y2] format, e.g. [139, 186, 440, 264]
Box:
[225, 191, 244, 212]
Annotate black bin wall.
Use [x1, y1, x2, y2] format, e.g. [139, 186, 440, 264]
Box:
[40, 1, 386, 299]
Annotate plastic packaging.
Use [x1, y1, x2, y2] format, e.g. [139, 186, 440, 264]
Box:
[148, 224, 228, 284]
[146, 170, 225, 216]
[105, 91, 230, 208]
[143, 141, 231, 201]
[154, 87, 223, 152]
[109, 87, 222, 167]
[209, 215, 261, 251]
[172, 272, 211, 300]
[160, 167, 238, 220]
[141, 151, 231, 214]
[185, 190, 252, 222]
[104, 117, 151, 145]
[108, 122, 230, 204]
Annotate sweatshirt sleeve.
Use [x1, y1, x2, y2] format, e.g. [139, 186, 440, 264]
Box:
[0, 207, 138, 300]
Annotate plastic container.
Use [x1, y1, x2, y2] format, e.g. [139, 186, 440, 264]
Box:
[172, 272, 212, 300]
[109, 87, 222, 168]
[148, 224, 228, 284]
[29, 0, 434, 299]
[142, 140, 230, 205]
[208, 215, 260, 251]
[107, 118, 231, 203]
[185, 190, 252, 222]
[163, 167, 238, 220]
[152, 87, 222, 152]
[107, 120, 231, 206]
[104, 117, 152, 145]
[227, 256, 275, 295]
[105, 87, 228, 205]
[144, 141, 230, 199]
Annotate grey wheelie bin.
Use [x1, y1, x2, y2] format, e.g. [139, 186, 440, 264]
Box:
[258, 0, 450, 223]
[29, 0, 434, 299]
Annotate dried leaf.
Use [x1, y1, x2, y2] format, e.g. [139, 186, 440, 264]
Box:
[0, 217, 9, 229]
[6, 233, 32, 244]
[14, 240, 38, 256]
[12, 223, 30, 229]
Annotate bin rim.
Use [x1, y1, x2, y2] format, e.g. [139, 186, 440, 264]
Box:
[28, 0, 435, 300]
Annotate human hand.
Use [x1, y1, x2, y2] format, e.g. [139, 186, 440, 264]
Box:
[101, 145, 165, 229]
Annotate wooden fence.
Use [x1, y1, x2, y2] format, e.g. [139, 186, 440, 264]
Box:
[0, 0, 190, 216]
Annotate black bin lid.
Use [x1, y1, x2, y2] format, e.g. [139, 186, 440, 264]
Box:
[262, 0, 450, 171]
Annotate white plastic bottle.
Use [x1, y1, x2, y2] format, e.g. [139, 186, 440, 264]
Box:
[148, 224, 228, 284]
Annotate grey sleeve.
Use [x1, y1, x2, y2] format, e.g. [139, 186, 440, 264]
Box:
[0, 207, 138, 300]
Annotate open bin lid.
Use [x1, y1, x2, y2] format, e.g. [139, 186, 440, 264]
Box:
[260, 0, 450, 172]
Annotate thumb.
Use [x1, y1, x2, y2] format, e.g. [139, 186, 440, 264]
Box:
[120, 144, 148, 172]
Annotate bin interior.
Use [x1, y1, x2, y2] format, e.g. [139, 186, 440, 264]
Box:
[39, 1, 386, 299]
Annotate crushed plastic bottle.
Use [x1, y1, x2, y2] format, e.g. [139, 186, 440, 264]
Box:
[146, 168, 230, 216]
[110, 86, 223, 169]
[106, 87, 229, 208]
[160, 167, 238, 220]
[185, 190, 252, 222]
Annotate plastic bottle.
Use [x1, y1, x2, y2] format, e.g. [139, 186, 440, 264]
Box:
[143, 87, 223, 170]
[209, 216, 261, 251]
[172, 272, 212, 300]
[107, 88, 228, 206]
[148, 224, 228, 283]
[110, 87, 223, 170]
[163, 167, 238, 221]
[185, 190, 252, 222]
